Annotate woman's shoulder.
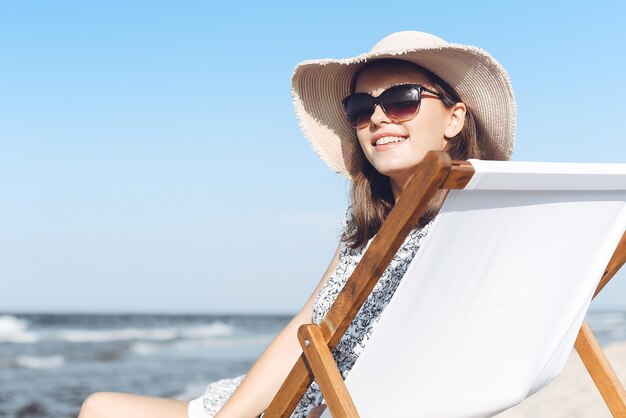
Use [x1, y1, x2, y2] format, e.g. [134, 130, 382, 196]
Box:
[338, 205, 436, 256]
[341, 205, 354, 230]
[338, 205, 357, 255]
[340, 205, 376, 257]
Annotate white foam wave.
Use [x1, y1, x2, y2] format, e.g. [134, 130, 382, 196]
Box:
[0, 315, 39, 343]
[130, 335, 272, 355]
[132, 342, 161, 355]
[57, 328, 179, 343]
[14, 354, 65, 369]
[54, 321, 234, 343]
[180, 323, 233, 338]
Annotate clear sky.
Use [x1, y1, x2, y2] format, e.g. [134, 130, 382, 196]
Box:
[1, 1, 625, 314]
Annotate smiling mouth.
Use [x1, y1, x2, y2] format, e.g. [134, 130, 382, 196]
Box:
[374, 136, 408, 146]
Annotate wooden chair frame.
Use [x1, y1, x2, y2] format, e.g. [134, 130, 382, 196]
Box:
[264, 151, 626, 418]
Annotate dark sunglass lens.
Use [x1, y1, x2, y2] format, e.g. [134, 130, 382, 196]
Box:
[383, 86, 420, 121]
[385, 101, 419, 121]
[344, 94, 374, 127]
[350, 111, 373, 127]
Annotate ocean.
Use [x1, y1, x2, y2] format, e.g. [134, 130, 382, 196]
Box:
[1, 311, 625, 418]
[0, 313, 289, 417]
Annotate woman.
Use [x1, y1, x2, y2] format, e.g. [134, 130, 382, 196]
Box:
[78, 30, 515, 418]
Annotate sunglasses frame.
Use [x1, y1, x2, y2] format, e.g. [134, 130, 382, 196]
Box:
[342, 84, 447, 128]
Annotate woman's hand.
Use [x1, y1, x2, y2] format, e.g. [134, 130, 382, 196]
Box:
[306, 404, 327, 418]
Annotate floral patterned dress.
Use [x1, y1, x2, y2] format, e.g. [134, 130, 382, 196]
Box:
[192, 211, 433, 417]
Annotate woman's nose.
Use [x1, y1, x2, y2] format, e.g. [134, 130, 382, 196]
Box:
[369, 103, 391, 126]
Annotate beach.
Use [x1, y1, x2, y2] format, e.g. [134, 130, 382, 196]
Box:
[497, 341, 626, 417]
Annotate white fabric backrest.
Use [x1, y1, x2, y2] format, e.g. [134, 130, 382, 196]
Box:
[321, 160, 626, 418]
[465, 159, 626, 191]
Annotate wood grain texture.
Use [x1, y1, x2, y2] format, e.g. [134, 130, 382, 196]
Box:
[443, 160, 475, 189]
[298, 324, 360, 418]
[575, 321, 626, 416]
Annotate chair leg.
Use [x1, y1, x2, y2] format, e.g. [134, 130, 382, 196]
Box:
[575, 320, 626, 417]
[298, 324, 360, 418]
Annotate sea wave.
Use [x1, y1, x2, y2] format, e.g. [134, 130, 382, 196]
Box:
[0, 316, 235, 344]
[56, 327, 177, 343]
[131, 335, 273, 355]
[0, 315, 39, 343]
[13, 354, 65, 369]
[586, 312, 626, 337]
[55, 322, 234, 343]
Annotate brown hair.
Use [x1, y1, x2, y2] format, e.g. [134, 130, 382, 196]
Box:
[342, 59, 482, 249]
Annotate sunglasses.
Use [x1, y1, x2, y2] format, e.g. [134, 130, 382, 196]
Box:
[342, 84, 446, 128]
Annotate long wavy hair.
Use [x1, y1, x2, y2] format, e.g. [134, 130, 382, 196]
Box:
[342, 59, 482, 249]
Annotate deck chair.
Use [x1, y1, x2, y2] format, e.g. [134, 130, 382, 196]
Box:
[265, 151, 626, 418]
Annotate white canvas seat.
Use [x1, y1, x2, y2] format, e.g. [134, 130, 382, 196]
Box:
[265, 152, 626, 418]
[333, 159, 626, 418]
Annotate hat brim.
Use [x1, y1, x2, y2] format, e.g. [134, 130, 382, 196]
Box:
[292, 43, 516, 179]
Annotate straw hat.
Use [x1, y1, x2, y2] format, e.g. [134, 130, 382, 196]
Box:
[291, 31, 516, 178]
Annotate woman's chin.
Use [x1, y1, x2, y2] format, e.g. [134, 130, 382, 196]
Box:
[374, 163, 421, 180]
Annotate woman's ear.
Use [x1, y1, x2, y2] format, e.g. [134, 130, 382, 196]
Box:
[444, 102, 466, 139]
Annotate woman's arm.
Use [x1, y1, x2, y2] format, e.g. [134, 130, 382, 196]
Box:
[214, 243, 341, 418]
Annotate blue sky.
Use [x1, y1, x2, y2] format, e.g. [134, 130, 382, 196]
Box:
[1, 1, 625, 314]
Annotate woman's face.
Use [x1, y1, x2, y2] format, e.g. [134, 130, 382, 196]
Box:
[353, 65, 465, 192]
